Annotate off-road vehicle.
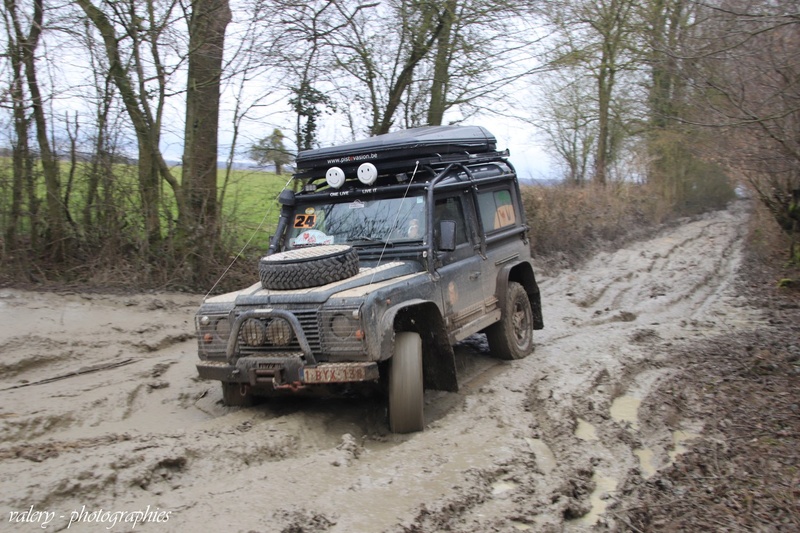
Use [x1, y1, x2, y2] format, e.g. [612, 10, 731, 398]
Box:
[195, 125, 544, 433]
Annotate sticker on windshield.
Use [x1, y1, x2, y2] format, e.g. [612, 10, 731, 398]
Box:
[292, 229, 334, 246]
[348, 200, 365, 209]
[293, 214, 316, 228]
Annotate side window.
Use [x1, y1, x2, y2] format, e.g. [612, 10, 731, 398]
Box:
[434, 196, 468, 245]
[478, 189, 516, 232]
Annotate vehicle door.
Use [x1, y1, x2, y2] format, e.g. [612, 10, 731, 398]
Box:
[434, 193, 485, 340]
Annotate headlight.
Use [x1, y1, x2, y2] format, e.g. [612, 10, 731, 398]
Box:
[241, 318, 267, 346]
[266, 318, 294, 346]
[214, 317, 231, 339]
[196, 313, 231, 351]
[331, 313, 359, 339]
[320, 308, 365, 355]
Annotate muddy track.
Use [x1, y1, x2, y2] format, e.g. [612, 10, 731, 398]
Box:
[0, 202, 763, 532]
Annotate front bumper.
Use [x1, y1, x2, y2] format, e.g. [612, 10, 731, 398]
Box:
[197, 307, 378, 390]
[196, 357, 379, 389]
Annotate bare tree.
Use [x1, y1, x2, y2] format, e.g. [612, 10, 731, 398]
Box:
[265, 0, 377, 148]
[423, 0, 545, 126]
[686, 0, 799, 256]
[75, 0, 184, 248]
[6, 0, 67, 258]
[0, 0, 271, 284]
[1, 0, 33, 253]
[536, 71, 597, 185]
[537, 0, 645, 185]
[78, 16, 118, 235]
[307, 0, 450, 136]
[73, 0, 234, 281]
[641, 0, 693, 203]
[330, 0, 542, 136]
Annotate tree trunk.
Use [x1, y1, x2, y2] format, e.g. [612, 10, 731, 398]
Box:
[84, 80, 112, 232]
[427, 0, 456, 126]
[181, 0, 231, 279]
[137, 142, 162, 246]
[374, 6, 445, 135]
[9, 0, 67, 258]
[594, 63, 611, 186]
[4, 10, 27, 252]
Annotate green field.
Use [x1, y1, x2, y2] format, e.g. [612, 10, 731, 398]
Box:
[216, 166, 290, 255]
[0, 157, 291, 257]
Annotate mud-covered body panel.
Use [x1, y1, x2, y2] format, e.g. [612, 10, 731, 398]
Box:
[195, 125, 543, 413]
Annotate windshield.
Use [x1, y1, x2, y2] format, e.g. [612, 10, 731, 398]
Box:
[287, 196, 426, 248]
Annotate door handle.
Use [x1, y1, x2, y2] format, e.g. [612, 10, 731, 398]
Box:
[469, 271, 481, 280]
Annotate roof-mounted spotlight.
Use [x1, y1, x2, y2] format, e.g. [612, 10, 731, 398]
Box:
[357, 162, 378, 185]
[325, 166, 346, 189]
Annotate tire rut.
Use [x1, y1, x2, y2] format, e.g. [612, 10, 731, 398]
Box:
[0, 202, 767, 532]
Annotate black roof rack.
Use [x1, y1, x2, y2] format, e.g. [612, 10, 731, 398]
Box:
[293, 125, 507, 182]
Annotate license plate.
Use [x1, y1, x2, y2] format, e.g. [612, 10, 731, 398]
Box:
[303, 364, 370, 383]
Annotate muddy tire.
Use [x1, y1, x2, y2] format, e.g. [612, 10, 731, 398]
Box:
[389, 331, 424, 433]
[221, 382, 253, 407]
[486, 281, 534, 360]
[258, 245, 359, 290]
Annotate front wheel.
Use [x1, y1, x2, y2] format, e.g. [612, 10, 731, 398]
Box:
[486, 281, 534, 360]
[388, 331, 424, 433]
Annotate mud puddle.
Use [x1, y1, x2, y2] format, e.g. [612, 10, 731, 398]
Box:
[0, 202, 767, 532]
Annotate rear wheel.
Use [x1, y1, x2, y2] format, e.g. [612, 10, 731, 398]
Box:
[388, 332, 424, 433]
[486, 281, 534, 360]
[221, 382, 253, 407]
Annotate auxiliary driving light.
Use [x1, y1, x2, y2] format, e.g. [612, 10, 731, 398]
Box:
[241, 318, 267, 346]
[357, 162, 378, 185]
[266, 318, 294, 346]
[326, 166, 346, 188]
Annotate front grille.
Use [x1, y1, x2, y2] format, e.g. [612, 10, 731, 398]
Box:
[235, 307, 322, 356]
[296, 309, 321, 352]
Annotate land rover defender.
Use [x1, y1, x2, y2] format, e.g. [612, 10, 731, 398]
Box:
[195, 125, 543, 433]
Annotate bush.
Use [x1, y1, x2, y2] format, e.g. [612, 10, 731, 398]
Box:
[520, 182, 673, 270]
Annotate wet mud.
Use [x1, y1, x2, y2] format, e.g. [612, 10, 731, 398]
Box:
[0, 202, 766, 532]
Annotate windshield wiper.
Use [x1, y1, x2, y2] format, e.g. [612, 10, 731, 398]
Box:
[350, 236, 393, 247]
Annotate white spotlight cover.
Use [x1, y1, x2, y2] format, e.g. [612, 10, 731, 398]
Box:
[357, 162, 378, 185]
[326, 166, 346, 188]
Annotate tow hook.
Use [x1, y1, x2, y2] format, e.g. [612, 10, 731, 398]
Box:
[274, 381, 305, 392]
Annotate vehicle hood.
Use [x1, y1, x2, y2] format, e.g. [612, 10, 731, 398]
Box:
[208, 261, 427, 307]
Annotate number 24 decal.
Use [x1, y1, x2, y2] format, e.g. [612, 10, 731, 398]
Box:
[293, 214, 316, 228]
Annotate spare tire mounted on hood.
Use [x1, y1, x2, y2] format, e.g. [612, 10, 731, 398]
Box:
[258, 245, 360, 290]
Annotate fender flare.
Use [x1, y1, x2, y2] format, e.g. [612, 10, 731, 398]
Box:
[378, 299, 458, 392]
[495, 261, 544, 330]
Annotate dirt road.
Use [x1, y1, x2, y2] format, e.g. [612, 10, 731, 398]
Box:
[0, 202, 763, 532]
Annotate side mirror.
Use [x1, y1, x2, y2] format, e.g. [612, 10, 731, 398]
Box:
[439, 220, 457, 251]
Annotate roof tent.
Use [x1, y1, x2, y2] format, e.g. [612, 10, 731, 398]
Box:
[293, 125, 500, 182]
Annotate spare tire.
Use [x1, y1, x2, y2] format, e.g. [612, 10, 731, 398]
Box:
[258, 245, 360, 290]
